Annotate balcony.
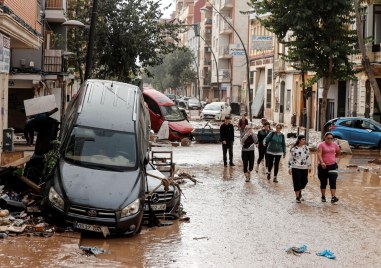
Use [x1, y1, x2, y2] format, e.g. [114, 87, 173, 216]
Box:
[45, 0, 66, 23]
[46, 0, 63, 9]
[220, 69, 231, 82]
[219, 20, 233, 35]
[219, 46, 232, 59]
[220, 0, 234, 11]
[203, 78, 211, 87]
[353, 44, 381, 66]
[44, 49, 62, 73]
[273, 59, 285, 73]
[204, 59, 212, 66]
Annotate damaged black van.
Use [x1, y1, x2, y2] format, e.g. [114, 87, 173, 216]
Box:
[45, 80, 150, 235]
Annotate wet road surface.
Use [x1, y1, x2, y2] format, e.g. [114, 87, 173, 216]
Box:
[2, 142, 381, 267]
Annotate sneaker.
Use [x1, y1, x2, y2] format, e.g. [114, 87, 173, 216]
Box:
[273, 177, 278, 183]
[229, 162, 235, 166]
[321, 196, 326, 202]
[245, 173, 250, 182]
[255, 165, 259, 173]
[331, 196, 339, 203]
[296, 197, 301, 203]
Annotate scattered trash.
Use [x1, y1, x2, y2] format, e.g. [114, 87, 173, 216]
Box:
[368, 158, 381, 164]
[0, 232, 8, 238]
[180, 138, 191, 147]
[80, 246, 108, 256]
[316, 249, 336, 260]
[175, 171, 202, 184]
[179, 216, 190, 222]
[286, 244, 309, 256]
[346, 164, 358, 168]
[193, 236, 209, 240]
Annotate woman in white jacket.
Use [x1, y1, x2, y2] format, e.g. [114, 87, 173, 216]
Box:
[288, 135, 311, 203]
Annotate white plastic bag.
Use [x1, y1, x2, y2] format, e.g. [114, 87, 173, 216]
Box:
[157, 121, 169, 140]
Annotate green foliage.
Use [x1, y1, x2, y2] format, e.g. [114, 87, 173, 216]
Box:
[144, 48, 197, 91]
[248, 0, 359, 85]
[67, 0, 180, 83]
[43, 140, 61, 179]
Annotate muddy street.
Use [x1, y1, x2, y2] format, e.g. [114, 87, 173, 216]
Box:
[2, 142, 381, 267]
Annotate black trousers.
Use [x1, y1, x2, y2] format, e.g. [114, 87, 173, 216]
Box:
[291, 168, 308, 192]
[257, 146, 268, 167]
[222, 141, 233, 164]
[318, 163, 338, 189]
[267, 154, 282, 177]
[242, 150, 255, 173]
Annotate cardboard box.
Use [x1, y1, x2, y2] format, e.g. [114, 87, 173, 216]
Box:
[24, 95, 57, 117]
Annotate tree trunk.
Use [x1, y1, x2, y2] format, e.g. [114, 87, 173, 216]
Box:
[354, 0, 381, 114]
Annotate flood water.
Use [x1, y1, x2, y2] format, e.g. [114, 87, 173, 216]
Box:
[1, 142, 381, 267]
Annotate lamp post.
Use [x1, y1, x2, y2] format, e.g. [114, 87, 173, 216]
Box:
[201, 1, 251, 117]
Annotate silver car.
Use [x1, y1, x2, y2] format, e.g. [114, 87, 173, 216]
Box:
[200, 102, 231, 121]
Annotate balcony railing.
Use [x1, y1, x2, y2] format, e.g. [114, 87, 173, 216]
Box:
[221, 0, 233, 11]
[219, 20, 233, 35]
[219, 46, 231, 58]
[220, 69, 231, 81]
[44, 49, 62, 73]
[46, 0, 63, 9]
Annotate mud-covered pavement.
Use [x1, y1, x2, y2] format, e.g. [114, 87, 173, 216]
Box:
[1, 141, 381, 267]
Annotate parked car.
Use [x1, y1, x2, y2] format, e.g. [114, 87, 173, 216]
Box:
[177, 97, 190, 109]
[143, 163, 181, 222]
[143, 89, 193, 140]
[200, 102, 231, 121]
[44, 80, 150, 235]
[187, 97, 202, 110]
[324, 117, 381, 148]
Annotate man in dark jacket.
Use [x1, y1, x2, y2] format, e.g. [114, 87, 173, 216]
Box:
[220, 115, 235, 167]
[256, 121, 271, 172]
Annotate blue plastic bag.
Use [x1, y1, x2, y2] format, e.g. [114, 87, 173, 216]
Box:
[316, 249, 336, 259]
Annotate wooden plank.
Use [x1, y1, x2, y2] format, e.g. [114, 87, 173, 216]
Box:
[2, 155, 31, 168]
[1, 151, 25, 166]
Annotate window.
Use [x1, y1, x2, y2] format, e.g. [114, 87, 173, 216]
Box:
[361, 7, 368, 40]
[64, 126, 137, 170]
[143, 95, 161, 115]
[340, 120, 353, 128]
[266, 89, 272, 108]
[286, 89, 291, 111]
[250, 71, 255, 84]
[374, 5, 381, 44]
[267, 69, 273, 84]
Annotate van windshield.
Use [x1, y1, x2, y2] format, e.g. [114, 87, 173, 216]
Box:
[160, 105, 185, 121]
[64, 126, 136, 170]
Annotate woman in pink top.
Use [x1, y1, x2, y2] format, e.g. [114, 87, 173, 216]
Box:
[317, 132, 341, 203]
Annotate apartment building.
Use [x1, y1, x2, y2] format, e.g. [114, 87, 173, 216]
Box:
[7, 0, 73, 135]
[208, 0, 248, 104]
[350, 2, 381, 121]
[0, 0, 43, 152]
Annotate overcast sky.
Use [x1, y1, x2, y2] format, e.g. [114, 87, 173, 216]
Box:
[160, 0, 176, 19]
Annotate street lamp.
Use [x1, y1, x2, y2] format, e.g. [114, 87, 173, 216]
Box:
[200, 1, 251, 118]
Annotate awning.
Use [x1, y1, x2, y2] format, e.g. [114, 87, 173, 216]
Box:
[9, 74, 42, 81]
[251, 71, 265, 117]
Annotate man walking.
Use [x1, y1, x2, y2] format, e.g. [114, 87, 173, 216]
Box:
[220, 115, 235, 167]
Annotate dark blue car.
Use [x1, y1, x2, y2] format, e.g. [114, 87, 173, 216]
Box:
[324, 117, 381, 148]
